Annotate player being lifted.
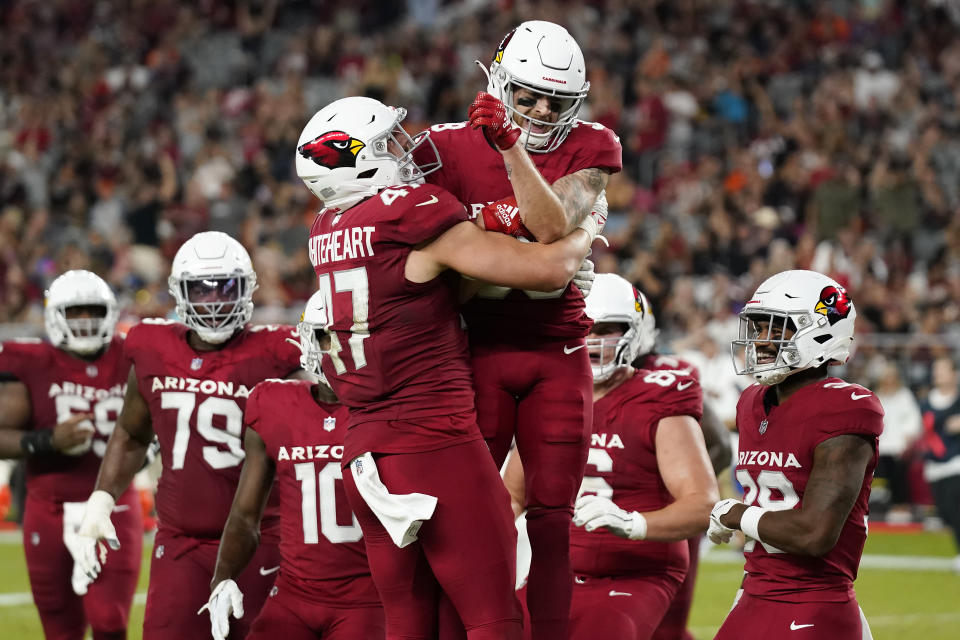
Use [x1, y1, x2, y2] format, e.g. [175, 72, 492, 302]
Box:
[505, 274, 718, 640]
[76, 232, 302, 639]
[295, 95, 600, 640]
[417, 21, 622, 640]
[709, 270, 882, 639]
[0, 270, 142, 640]
[201, 291, 384, 640]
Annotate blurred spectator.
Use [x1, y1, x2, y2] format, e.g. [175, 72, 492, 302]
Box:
[872, 361, 923, 522]
[918, 356, 960, 573]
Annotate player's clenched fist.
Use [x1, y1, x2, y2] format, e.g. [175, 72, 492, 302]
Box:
[469, 91, 521, 150]
[479, 195, 534, 240]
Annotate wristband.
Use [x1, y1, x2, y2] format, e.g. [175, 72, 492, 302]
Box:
[21, 429, 55, 456]
[740, 506, 768, 542]
[629, 511, 648, 541]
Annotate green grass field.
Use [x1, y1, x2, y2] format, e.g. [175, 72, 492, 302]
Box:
[0, 529, 957, 639]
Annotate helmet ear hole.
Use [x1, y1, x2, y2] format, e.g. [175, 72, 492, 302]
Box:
[812, 334, 832, 344]
[357, 168, 378, 179]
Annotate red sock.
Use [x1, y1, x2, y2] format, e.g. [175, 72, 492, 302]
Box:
[525, 509, 573, 640]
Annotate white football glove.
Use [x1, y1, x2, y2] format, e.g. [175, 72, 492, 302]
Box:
[62, 502, 94, 596]
[573, 257, 596, 298]
[708, 498, 742, 545]
[198, 579, 245, 640]
[573, 494, 647, 540]
[76, 490, 121, 582]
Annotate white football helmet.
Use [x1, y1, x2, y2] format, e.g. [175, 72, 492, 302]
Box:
[732, 270, 856, 385]
[585, 274, 653, 382]
[294, 289, 330, 385]
[295, 96, 440, 213]
[486, 21, 589, 153]
[168, 232, 257, 344]
[44, 270, 118, 355]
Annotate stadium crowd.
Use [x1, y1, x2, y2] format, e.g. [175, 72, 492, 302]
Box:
[1, 0, 960, 513]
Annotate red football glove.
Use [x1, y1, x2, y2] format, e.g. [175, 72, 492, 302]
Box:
[469, 91, 521, 151]
[479, 195, 535, 240]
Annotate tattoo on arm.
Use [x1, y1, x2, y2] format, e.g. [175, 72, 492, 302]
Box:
[552, 168, 609, 226]
[504, 159, 513, 179]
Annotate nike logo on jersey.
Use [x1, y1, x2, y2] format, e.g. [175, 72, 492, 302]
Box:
[677, 380, 693, 391]
[608, 590, 632, 597]
[563, 345, 586, 354]
[790, 621, 814, 630]
[416, 195, 439, 207]
[850, 392, 871, 400]
[259, 565, 280, 576]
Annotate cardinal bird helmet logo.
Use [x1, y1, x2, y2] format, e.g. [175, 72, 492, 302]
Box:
[298, 131, 366, 169]
[815, 285, 852, 326]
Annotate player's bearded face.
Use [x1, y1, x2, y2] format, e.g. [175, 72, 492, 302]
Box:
[587, 322, 627, 368]
[186, 278, 241, 326]
[513, 88, 563, 132]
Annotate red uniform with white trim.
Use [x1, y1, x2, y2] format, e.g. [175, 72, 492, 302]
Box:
[715, 377, 883, 640]
[0, 336, 142, 640]
[124, 320, 301, 640]
[568, 368, 702, 640]
[244, 379, 383, 639]
[308, 183, 522, 639]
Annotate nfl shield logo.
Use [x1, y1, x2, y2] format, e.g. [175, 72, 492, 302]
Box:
[323, 416, 336, 432]
[190, 357, 203, 371]
[759, 419, 769, 435]
[86, 365, 98, 378]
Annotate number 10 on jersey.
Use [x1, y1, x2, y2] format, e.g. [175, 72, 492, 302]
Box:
[316, 267, 370, 374]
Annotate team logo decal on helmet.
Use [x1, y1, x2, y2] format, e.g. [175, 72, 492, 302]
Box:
[298, 131, 366, 169]
[634, 287, 644, 314]
[815, 285, 852, 326]
[493, 28, 517, 64]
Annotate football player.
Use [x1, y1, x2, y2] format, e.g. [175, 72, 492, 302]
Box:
[627, 288, 732, 640]
[201, 293, 383, 640]
[0, 270, 141, 640]
[708, 270, 883, 639]
[75, 232, 302, 640]
[416, 21, 623, 640]
[504, 274, 719, 640]
[295, 95, 600, 640]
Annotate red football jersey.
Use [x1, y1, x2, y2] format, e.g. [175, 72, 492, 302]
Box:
[417, 121, 621, 343]
[245, 380, 378, 605]
[308, 182, 477, 458]
[636, 353, 701, 382]
[571, 368, 703, 577]
[735, 377, 884, 602]
[0, 337, 129, 503]
[125, 320, 300, 539]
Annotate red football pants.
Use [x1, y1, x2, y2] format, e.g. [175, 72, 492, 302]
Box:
[568, 573, 682, 640]
[651, 535, 700, 640]
[715, 591, 863, 639]
[471, 338, 593, 640]
[23, 489, 142, 640]
[248, 575, 385, 640]
[343, 439, 523, 640]
[142, 529, 280, 640]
